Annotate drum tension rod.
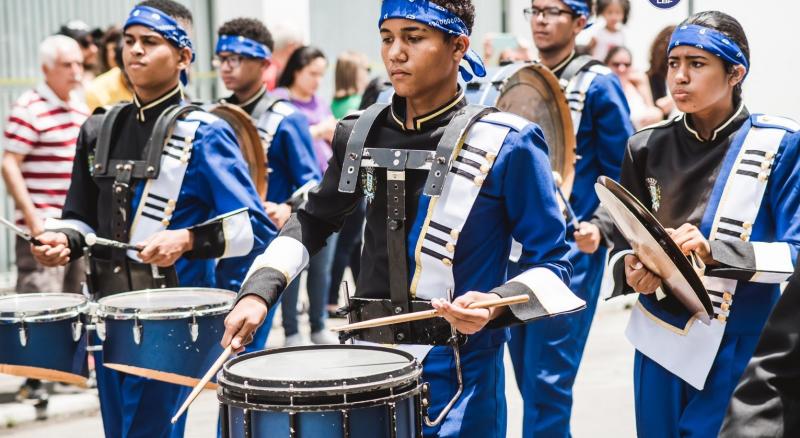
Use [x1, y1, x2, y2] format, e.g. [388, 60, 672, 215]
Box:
[189, 310, 199, 342]
[422, 324, 463, 427]
[18, 317, 28, 348]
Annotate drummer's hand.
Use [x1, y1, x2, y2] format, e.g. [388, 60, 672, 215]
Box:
[263, 202, 291, 229]
[222, 295, 268, 353]
[31, 231, 70, 267]
[138, 229, 193, 267]
[624, 254, 662, 294]
[666, 224, 714, 265]
[431, 292, 501, 335]
[574, 222, 601, 254]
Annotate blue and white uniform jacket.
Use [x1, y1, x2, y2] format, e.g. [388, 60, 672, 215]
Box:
[606, 104, 800, 388]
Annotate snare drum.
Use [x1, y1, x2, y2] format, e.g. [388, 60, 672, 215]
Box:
[218, 345, 424, 438]
[96, 288, 235, 388]
[0, 293, 88, 386]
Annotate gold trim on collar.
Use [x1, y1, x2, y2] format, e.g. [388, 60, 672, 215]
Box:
[550, 50, 577, 76]
[237, 86, 267, 108]
[683, 102, 746, 142]
[413, 88, 465, 130]
[134, 85, 183, 122]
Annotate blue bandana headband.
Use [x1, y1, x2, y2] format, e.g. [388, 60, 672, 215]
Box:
[379, 0, 486, 82]
[561, 0, 593, 28]
[124, 5, 194, 84]
[215, 34, 271, 60]
[669, 24, 749, 78]
[561, 0, 590, 19]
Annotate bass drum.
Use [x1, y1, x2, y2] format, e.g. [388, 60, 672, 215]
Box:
[207, 103, 268, 199]
[465, 62, 576, 198]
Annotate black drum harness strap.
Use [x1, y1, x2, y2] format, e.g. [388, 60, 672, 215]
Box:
[338, 102, 496, 427]
[88, 104, 201, 296]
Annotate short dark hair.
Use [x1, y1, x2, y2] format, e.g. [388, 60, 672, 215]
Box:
[430, 0, 476, 35]
[137, 0, 193, 24]
[681, 11, 750, 99]
[604, 45, 631, 65]
[277, 46, 326, 88]
[597, 0, 629, 24]
[217, 18, 274, 52]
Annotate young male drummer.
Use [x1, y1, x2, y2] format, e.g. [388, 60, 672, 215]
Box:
[214, 17, 321, 349]
[223, 1, 584, 436]
[509, 1, 633, 435]
[31, 1, 276, 436]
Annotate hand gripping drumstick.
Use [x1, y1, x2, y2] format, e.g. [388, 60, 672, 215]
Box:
[171, 344, 234, 424]
[331, 294, 529, 333]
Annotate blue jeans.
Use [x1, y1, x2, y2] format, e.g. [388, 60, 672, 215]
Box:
[281, 234, 338, 335]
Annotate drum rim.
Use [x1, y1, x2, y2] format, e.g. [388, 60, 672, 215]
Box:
[217, 379, 423, 412]
[219, 345, 423, 396]
[596, 176, 714, 316]
[0, 293, 87, 322]
[96, 287, 235, 320]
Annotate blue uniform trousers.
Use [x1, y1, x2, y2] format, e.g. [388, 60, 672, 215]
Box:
[422, 342, 507, 438]
[94, 351, 191, 438]
[507, 248, 605, 437]
[633, 332, 760, 438]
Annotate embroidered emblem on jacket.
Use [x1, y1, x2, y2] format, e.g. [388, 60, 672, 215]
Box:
[646, 177, 661, 212]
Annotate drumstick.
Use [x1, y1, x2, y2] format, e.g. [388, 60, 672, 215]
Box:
[552, 172, 581, 230]
[85, 233, 142, 252]
[331, 294, 529, 333]
[171, 344, 233, 424]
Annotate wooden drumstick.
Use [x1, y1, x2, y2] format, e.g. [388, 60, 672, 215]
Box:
[331, 294, 529, 333]
[171, 344, 233, 424]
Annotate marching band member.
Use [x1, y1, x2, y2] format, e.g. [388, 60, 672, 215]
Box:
[510, 0, 633, 435]
[30, 1, 276, 436]
[214, 17, 321, 350]
[605, 11, 800, 437]
[222, 1, 584, 436]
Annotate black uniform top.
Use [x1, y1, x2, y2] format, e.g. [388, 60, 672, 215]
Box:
[60, 84, 223, 260]
[286, 90, 468, 300]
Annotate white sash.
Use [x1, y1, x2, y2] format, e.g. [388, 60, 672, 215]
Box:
[565, 66, 605, 135]
[626, 117, 787, 389]
[256, 101, 294, 154]
[127, 115, 201, 260]
[409, 113, 526, 300]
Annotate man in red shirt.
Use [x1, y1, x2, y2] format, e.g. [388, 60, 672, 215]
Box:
[2, 34, 88, 294]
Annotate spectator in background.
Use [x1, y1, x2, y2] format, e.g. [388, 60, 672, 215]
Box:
[85, 29, 133, 112]
[589, 0, 629, 62]
[262, 24, 304, 91]
[605, 46, 663, 129]
[275, 46, 337, 171]
[331, 51, 370, 118]
[274, 46, 339, 346]
[58, 20, 100, 83]
[1, 34, 88, 402]
[647, 25, 677, 119]
[98, 26, 122, 72]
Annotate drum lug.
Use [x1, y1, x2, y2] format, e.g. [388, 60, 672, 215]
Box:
[18, 319, 28, 348]
[133, 315, 143, 345]
[72, 320, 84, 342]
[189, 311, 199, 342]
[95, 319, 107, 341]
